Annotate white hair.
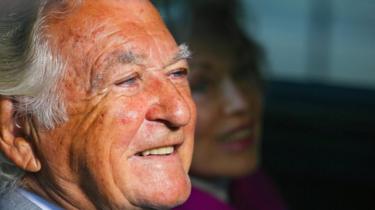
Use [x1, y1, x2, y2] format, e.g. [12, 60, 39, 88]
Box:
[0, 1, 67, 129]
[0, 0, 83, 194]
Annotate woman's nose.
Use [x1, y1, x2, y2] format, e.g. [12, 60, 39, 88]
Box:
[221, 78, 249, 115]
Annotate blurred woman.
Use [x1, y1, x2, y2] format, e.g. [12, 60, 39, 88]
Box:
[174, 3, 287, 210]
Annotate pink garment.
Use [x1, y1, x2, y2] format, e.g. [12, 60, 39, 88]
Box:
[175, 186, 235, 210]
[174, 170, 287, 210]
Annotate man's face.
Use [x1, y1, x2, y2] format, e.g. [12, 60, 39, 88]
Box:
[30, 0, 196, 209]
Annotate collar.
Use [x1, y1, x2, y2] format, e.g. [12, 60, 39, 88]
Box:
[17, 188, 63, 210]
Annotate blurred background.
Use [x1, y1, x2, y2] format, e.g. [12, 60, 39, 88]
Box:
[154, 0, 375, 209]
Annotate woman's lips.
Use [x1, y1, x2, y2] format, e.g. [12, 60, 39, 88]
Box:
[220, 136, 254, 152]
[218, 125, 256, 152]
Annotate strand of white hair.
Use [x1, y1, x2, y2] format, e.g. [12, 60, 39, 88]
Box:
[0, 0, 75, 194]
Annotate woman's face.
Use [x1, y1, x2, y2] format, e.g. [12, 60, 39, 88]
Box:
[189, 40, 262, 177]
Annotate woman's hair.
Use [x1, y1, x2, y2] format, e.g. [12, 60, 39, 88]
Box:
[188, 2, 265, 84]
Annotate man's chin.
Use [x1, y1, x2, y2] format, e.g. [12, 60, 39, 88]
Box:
[128, 172, 191, 209]
[139, 193, 190, 210]
[140, 186, 191, 210]
[123, 155, 192, 208]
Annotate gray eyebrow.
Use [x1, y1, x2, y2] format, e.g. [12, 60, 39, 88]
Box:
[91, 50, 143, 90]
[118, 44, 191, 68]
[177, 44, 192, 59]
[170, 43, 192, 65]
[117, 50, 143, 65]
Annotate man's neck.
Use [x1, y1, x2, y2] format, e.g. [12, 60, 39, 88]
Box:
[21, 175, 95, 210]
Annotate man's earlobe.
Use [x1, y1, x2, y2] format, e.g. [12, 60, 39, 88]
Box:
[0, 97, 41, 172]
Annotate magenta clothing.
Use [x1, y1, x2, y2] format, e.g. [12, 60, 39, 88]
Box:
[174, 170, 287, 210]
[175, 186, 234, 210]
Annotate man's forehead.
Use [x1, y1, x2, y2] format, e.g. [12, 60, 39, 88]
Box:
[73, 0, 162, 25]
[47, 0, 180, 91]
[47, 0, 163, 37]
[50, 0, 180, 64]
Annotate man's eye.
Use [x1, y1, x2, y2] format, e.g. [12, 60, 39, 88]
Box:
[115, 73, 140, 87]
[168, 68, 188, 79]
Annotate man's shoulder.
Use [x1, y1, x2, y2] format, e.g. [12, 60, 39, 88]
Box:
[0, 189, 41, 210]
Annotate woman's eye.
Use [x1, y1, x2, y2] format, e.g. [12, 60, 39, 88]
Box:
[115, 73, 140, 87]
[169, 68, 189, 79]
[189, 74, 214, 94]
[190, 80, 209, 93]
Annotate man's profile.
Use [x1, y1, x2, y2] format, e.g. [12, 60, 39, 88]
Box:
[0, 0, 196, 209]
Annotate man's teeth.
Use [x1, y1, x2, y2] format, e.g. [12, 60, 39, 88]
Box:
[141, 146, 174, 156]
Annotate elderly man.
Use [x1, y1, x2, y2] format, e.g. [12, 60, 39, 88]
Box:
[0, 0, 196, 209]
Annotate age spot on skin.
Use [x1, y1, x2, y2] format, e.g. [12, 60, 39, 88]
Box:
[120, 118, 128, 125]
[119, 111, 138, 125]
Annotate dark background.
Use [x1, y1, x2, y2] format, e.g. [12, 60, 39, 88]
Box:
[154, 1, 375, 209]
[263, 81, 375, 210]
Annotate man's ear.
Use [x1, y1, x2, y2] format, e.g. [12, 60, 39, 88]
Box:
[0, 97, 41, 172]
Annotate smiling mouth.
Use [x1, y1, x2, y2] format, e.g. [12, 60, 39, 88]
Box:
[222, 128, 253, 143]
[219, 124, 253, 142]
[137, 146, 175, 157]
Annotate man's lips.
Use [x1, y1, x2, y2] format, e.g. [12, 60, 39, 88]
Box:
[132, 135, 184, 157]
[136, 145, 178, 157]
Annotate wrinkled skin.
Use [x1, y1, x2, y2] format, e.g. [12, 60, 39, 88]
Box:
[22, 0, 196, 209]
[188, 39, 262, 178]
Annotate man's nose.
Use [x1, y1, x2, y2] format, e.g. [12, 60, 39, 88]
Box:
[222, 78, 248, 115]
[145, 79, 191, 128]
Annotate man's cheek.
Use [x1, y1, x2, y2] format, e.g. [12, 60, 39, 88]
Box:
[104, 111, 143, 154]
[118, 110, 140, 125]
